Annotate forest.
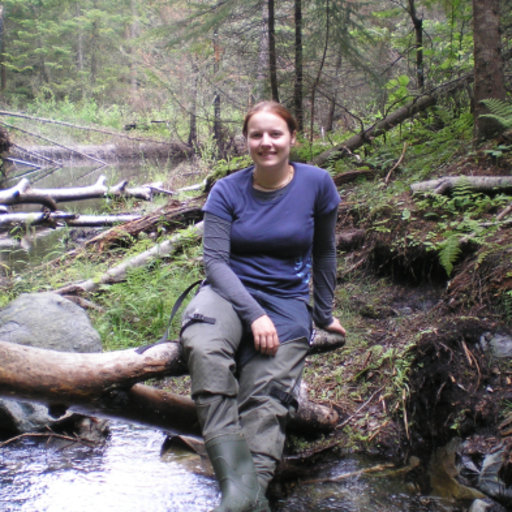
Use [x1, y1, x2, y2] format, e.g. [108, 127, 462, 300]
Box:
[0, 1, 511, 511]
[0, 0, 506, 150]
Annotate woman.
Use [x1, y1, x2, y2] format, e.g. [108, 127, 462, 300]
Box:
[181, 101, 345, 512]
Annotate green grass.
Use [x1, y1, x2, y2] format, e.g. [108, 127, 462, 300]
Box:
[91, 243, 203, 351]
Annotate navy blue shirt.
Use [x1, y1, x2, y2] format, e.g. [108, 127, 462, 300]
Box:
[203, 162, 340, 301]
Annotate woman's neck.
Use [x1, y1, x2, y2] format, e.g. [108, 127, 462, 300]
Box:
[252, 164, 294, 191]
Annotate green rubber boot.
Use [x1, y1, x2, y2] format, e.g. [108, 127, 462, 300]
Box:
[206, 433, 270, 512]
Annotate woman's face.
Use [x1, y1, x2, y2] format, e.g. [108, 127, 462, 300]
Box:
[246, 111, 296, 171]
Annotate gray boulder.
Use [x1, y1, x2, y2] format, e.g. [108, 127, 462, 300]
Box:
[0, 292, 103, 437]
[0, 291, 102, 353]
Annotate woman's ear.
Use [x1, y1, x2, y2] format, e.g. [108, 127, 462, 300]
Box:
[291, 131, 297, 146]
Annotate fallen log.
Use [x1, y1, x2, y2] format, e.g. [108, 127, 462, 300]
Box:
[410, 175, 512, 195]
[56, 221, 204, 295]
[0, 211, 142, 229]
[90, 202, 204, 250]
[312, 75, 473, 168]
[0, 327, 345, 435]
[0, 176, 174, 208]
[0, 177, 30, 203]
[333, 169, 375, 186]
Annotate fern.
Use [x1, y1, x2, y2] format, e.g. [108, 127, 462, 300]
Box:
[438, 234, 462, 276]
[479, 98, 512, 131]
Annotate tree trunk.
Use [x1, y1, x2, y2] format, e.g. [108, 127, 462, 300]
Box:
[472, 0, 506, 140]
[268, 0, 279, 102]
[294, 0, 303, 131]
[75, 3, 84, 73]
[212, 30, 224, 158]
[309, 0, 330, 141]
[255, 2, 269, 101]
[326, 53, 342, 133]
[90, 15, 98, 85]
[408, 0, 424, 90]
[0, 5, 5, 91]
[0, 328, 345, 435]
[129, 0, 139, 102]
[188, 61, 199, 147]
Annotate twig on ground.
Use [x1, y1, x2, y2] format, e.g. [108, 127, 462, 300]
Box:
[385, 142, 407, 184]
[0, 430, 94, 448]
[336, 386, 385, 429]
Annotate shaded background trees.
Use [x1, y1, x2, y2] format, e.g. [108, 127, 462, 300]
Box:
[0, 0, 509, 150]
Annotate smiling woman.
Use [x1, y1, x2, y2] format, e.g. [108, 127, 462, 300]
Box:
[179, 101, 345, 511]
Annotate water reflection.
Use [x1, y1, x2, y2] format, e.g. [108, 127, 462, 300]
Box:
[2, 161, 142, 189]
[274, 457, 454, 512]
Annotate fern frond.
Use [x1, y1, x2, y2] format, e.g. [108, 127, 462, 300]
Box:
[480, 99, 512, 131]
[452, 176, 472, 197]
[438, 235, 462, 276]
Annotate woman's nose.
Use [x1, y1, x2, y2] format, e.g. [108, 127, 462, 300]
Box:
[260, 132, 271, 145]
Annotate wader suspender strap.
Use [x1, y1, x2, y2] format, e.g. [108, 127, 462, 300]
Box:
[135, 279, 204, 354]
[269, 385, 299, 410]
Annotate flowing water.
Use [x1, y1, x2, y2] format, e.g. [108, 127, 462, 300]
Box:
[0, 422, 217, 512]
[0, 421, 456, 512]
[0, 163, 459, 511]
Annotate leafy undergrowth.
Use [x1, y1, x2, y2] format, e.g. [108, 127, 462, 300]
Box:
[295, 126, 512, 488]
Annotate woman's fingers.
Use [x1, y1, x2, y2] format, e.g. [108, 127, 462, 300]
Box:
[251, 315, 279, 356]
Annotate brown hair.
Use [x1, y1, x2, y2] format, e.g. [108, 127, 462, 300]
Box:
[242, 101, 298, 137]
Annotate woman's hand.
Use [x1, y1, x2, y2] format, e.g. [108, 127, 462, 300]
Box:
[251, 315, 280, 356]
[324, 317, 347, 337]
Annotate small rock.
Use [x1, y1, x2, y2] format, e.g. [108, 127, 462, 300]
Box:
[488, 334, 512, 359]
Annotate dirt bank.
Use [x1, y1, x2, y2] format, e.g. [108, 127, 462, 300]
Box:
[295, 147, 512, 507]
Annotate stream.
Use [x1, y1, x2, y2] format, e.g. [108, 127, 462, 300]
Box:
[1, 163, 460, 511]
[0, 160, 198, 272]
[0, 421, 456, 512]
